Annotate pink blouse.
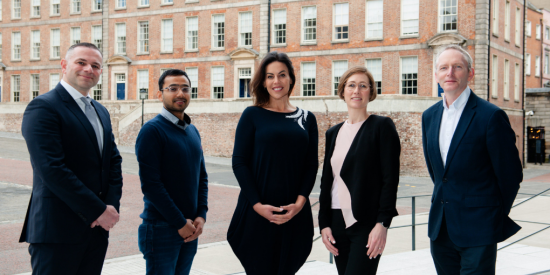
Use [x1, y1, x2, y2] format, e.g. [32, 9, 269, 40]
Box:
[330, 119, 366, 228]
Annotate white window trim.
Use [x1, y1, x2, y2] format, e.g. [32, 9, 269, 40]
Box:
[238, 11, 253, 47]
[11, 75, 20, 102]
[50, 0, 60, 16]
[272, 9, 287, 46]
[301, 6, 317, 44]
[365, 0, 384, 40]
[401, 0, 419, 37]
[211, 66, 225, 99]
[137, 69, 149, 99]
[116, 23, 126, 55]
[515, 7, 520, 47]
[12, 0, 21, 19]
[437, 0, 457, 33]
[366, 58, 383, 94]
[30, 30, 40, 60]
[31, 0, 41, 18]
[526, 53, 531, 76]
[504, 0, 510, 42]
[185, 16, 199, 52]
[492, 55, 498, 98]
[492, 0, 499, 36]
[116, 0, 126, 9]
[138, 0, 150, 8]
[514, 63, 519, 102]
[503, 59, 510, 100]
[11, 31, 21, 61]
[71, 0, 81, 14]
[333, 2, 349, 42]
[211, 14, 225, 50]
[301, 61, 317, 96]
[535, 56, 540, 77]
[526, 21, 531, 37]
[332, 60, 348, 96]
[536, 24, 541, 40]
[185, 66, 199, 99]
[49, 73, 59, 90]
[31, 74, 40, 99]
[92, 0, 102, 12]
[161, 19, 173, 53]
[399, 56, 419, 95]
[137, 21, 149, 54]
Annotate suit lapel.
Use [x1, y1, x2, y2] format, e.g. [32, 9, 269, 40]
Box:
[56, 84, 102, 158]
[443, 92, 477, 175]
[431, 103, 445, 173]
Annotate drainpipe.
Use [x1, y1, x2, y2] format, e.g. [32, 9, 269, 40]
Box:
[522, 0, 526, 167]
[488, 0, 492, 102]
[267, 0, 271, 53]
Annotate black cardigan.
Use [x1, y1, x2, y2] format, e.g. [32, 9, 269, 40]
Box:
[318, 115, 401, 230]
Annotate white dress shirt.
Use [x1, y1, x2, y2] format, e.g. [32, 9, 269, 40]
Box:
[60, 80, 104, 149]
[439, 87, 471, 167]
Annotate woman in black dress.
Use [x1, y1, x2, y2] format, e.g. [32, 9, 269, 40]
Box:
[318, 66, 401, 274]
[227, 52, 318, 275]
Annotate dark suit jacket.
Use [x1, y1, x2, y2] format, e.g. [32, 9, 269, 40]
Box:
[318, 115, 401, 230]
[19, 83, 123, 244]
[422, 91, 522, 248]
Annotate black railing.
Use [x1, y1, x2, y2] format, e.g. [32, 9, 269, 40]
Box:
[311, 188, 550, 263]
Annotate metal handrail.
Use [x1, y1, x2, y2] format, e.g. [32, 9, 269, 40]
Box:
[311, 189, 550, 263]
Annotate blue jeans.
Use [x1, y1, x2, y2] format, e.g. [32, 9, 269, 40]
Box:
[138, 219, 198, 275]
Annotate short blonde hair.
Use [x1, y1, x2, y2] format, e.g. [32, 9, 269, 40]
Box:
[337, 66, 377, 102]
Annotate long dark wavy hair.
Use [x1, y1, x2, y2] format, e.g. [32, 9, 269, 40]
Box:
[250, 51, 296, 107]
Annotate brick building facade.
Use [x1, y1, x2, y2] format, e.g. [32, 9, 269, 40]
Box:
[526, 3, 543, 89]
[0, 0, 527, 173]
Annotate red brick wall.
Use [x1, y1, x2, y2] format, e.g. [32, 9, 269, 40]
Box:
[526, 8, 543, 89]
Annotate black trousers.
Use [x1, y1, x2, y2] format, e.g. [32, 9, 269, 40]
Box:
[331, 210, 381, 275]
[430, 216, 497, 275]
[28, 227, 108, 275]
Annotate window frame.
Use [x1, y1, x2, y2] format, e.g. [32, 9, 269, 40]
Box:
[186, 67, 199, 99]
[138, 0, 149, 8]
[239, 11, 253, 47]
[71, 27, 81, 45]
[186, 16, 199, 51]
[12, 0, 21, 19]
[492, 0, 499, 35]
[504, 0, 510, 42]
[526, 21, 531, 37]
[545, 54, 550, 75]
[92, 75, 102, 100]
[301, 62, 316, 97]
[333, 2, 349, 42]
[536, 24, 541, 40]
[11, 75, 20, 102]
[116, 0, 126, 9]
[365, 0, 383, 39]
[546, 26, 550, 40]
[438, 0, 457, 32]
[332, 60, 348, 96]
[212, 14, 225, 49]
[211, 66, 225, 99]
[31, 30, 40, 60]
[49, 73, 59, 90]
[272, 9, 287, 45]
[71, 0, 81, 14]
[116, 23, 126, 54]
[503, 59, 509, 100]
[161, 19, 173, 53]
[31, 74, 40, 100]
[515, 7, 520, 46]
[535, 56, 540, 77]
[51, 0, 60, 16]
[92, 0, 102, 12]
[137, 70, 149, 99]
[401, 0, 419, 36]
[92, 25, 102, 51]
[11, 31, 21, 61]
[492, 55, 498, 98]
[400, 56, 418, 95]
[514, 63, 519, 102]
[50, 28, 61, 59]
[31, 0, 41, 17]
[366, 58, 383, 94]
[138, 21, 149, 54]
[526, 53, 531, 76]
[301, 6, 317, 44]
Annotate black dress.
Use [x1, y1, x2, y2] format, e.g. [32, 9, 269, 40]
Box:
[227, 106, 319, 275]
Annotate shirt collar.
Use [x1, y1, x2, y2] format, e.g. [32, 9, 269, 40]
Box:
[442, 86, 471, 111]
[160, 107, 191, 130]
[60, 79, 91, 101]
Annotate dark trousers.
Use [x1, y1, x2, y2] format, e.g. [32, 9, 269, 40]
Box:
[331, 210, 381, 275]
[138, 219, 198, 275]
[431, 216, 497, 275]
[28, 227, 108, 275]
[536, 153, 544, 165]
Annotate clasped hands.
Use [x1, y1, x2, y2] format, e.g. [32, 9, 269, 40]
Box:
[178, 217, 206, 243]
[90, 205, 119, 231]
[321, 222, 387, 259]
[253, 195, 306, 225]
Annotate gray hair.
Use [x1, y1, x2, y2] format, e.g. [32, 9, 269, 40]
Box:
[435, 45, 473, 72]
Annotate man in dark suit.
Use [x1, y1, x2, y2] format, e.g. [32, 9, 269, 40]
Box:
[422, 45, 522, 274]
[19, 43, 123, 275]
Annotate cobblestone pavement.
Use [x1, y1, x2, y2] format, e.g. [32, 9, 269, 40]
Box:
[0, 133, 549, 274]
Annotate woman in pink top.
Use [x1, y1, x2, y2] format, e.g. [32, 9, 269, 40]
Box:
[318, 66, 401, 274]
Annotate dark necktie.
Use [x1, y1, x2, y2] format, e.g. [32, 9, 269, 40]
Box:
[80, 97, 103, 156]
